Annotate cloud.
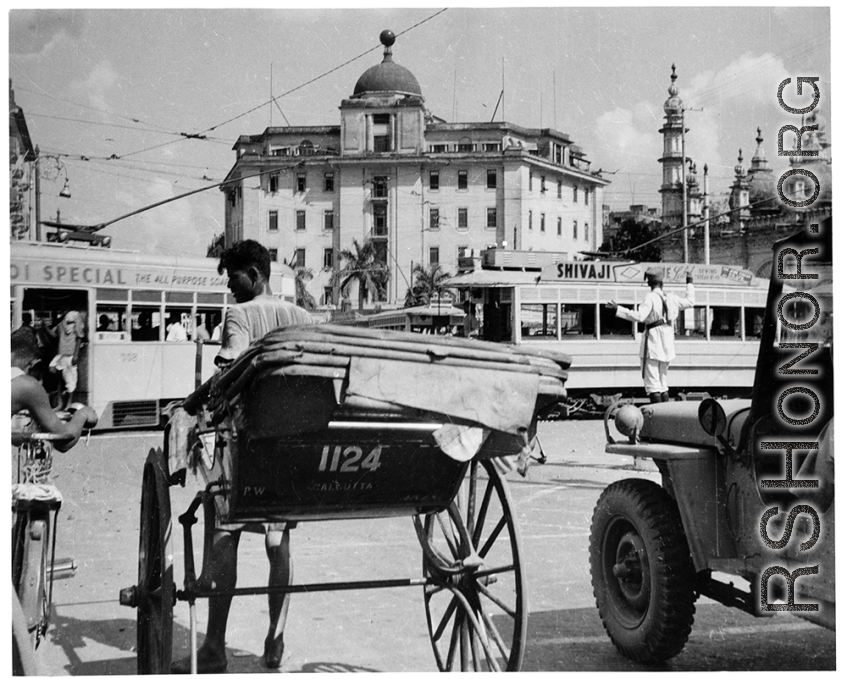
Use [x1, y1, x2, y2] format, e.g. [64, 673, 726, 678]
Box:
[9, 9, 86, 56]
[71, 61, 121, 112]
[593, 51, 794, 207]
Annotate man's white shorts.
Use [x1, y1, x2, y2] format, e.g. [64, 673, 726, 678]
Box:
[643, 358, 669, 395]
[49, 354, 78, 393]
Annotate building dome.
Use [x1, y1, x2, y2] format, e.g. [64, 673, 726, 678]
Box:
[353, 30, 422, 97]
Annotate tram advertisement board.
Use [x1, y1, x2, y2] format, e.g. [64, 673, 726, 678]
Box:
[539, 261, 761, 286]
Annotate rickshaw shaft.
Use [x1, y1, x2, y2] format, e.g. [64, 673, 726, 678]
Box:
[178, 576, 435, 601]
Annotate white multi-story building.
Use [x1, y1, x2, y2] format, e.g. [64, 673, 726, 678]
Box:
[222, 30, 608, 309]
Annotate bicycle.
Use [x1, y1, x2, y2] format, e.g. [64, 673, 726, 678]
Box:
[11, 411, 91, 675]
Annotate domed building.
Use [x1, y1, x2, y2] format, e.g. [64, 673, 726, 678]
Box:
[658, 80, 831, 276]
[222, 31, 608, 312]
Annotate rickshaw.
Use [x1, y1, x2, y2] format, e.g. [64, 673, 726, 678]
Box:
[119, 324, 570, 672]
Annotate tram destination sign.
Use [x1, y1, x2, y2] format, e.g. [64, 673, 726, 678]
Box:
[539, 261, 761, 286]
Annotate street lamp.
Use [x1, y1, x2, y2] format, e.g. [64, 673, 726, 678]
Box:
[31, 151, 72, 241]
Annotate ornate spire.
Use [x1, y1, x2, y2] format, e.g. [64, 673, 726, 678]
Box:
[751, 126, 769, 171]
[734, 149, 746, 178]
[663, 64, 683, 114]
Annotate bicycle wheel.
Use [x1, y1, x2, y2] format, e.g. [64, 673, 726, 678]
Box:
[136, 448, 174, 674]
[12, 508, 52, 649]
[419, 458, 527, 671]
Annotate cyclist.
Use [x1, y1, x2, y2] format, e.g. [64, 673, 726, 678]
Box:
[11, 328, 97, 450]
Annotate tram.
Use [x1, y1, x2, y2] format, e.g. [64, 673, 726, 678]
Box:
[10, 240, 295, 429]
[367, 299, 466, 334]
[447, 250, 770, 412]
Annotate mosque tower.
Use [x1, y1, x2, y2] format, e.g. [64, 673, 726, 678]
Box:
[658, 65, 687, 230]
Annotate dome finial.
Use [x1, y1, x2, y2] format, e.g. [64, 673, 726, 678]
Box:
[756, 126, 763, 144]
[380, 29, 396, 62]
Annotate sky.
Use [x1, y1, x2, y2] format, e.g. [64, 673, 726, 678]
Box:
[6, 4, 834, 257]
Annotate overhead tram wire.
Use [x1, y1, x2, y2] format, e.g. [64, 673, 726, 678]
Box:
[588, 195, 785, 259]
[200, 8, 450, 134]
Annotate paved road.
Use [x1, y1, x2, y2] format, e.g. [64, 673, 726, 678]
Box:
[31, 420, 835, 674]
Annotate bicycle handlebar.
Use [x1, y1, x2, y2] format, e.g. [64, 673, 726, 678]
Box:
[11, 431, 77, 446]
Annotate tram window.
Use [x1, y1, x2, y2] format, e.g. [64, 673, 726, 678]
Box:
[710, 306, 741, 339]
[195, 308, 223, 341]
[675, 307, 707, 339]
[744, 307, 765, 340]
[520, 303, 556, 339]
[560, 304, 595, 338]
[95, 305, 127, 336]
[131, 307, 162, 341]
[164, 306, 191, 341]
[780, 289, 833, 345]
[600, 304, 632, 337]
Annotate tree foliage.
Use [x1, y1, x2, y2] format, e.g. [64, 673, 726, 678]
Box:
[282, 252, 317, 311]
[334, 239, 388, 311]
[600, 218, 661, 262]
[404, 263, 453, 307]
[206, 232, 225, 258]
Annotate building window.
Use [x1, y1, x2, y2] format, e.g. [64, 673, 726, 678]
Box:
[228, 190, 237, 207]
[324, 210, 334, 230]
[373, 175, 388, 198]
[323, 248, 333, 269]
[324, 172, 334, 192]
[294, 248, 306, 268]
[296, 210, 306, 231]
[429, 171, 439, 191]
[323, 287, 333, 306]
[573, 220, 578, 239]
[487, 207, 497, 229]
[268, 210, 278, 232]
[430, 144, 447, 153]
[487, 169, 497, 189]
[529, 172, 533, 192]
[540, 213, 546, 233]
[557, 216, 562, 236]
[296, 173, 306, 193]
[483, 143, 500, 152]
[372, 113, 391, 152]
[373, 204, 388, 236]
[458, 170, 468, 190]
[458, 245, 468, 260]
[557, 180, 562, 199]
[541, 176, 546, 193]
[528, 210, 533, 230]
[573, 185, 578, 203]
[269, 173, 279, 193]
[458, 208, 468, 230]
[584, 222, 590, 241]
[429, 247, 440, 265]
[585, 188, 590, 206]
[268, 248, 278, 262]
[429, 208, 440, 230]
[457, 142, 474, 152]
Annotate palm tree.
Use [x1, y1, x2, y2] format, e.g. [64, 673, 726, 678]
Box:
[206, 232, 225, 258]
[282, 253, 317, 310]
[404, 263, 453, 307]
[334, 239, 388, 311]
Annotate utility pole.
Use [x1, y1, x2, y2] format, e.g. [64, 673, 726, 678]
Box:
[680, 106, 702, 263]
[703, 163, 710, 264]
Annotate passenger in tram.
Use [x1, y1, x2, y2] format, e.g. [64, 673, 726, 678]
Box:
[47, 310, 86, 410]
[171, 240, 312, 674]
[165, 313, 188, 342]
[131, 311, 159, 342]
[606, 268, 695, 403]
[97, 314, 112, 332]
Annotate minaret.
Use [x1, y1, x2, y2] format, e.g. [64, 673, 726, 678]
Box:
[658, 65, 686, 230]
[728, 149, 750, 230]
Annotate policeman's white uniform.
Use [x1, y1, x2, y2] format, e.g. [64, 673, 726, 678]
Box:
[615, 282, 695, 395]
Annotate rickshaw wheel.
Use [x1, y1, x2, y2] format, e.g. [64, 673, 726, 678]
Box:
[421, 458, 527, 672]
[136, 448, 174, 674]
